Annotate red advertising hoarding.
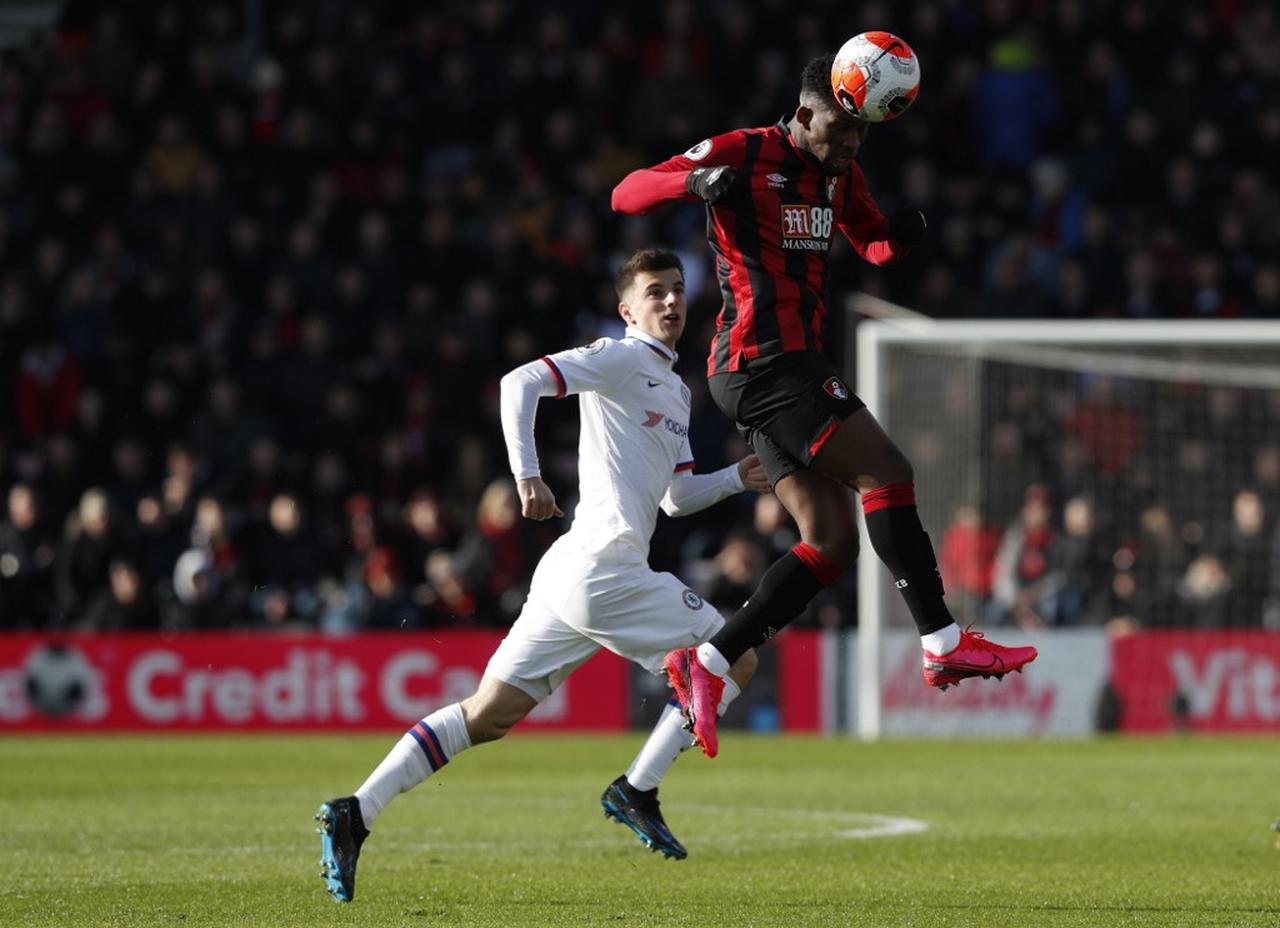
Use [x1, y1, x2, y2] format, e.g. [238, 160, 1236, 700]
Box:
[0, 633, 629, 731]
[777, 630, 824, 731]
[1111, 631, 1280, 732]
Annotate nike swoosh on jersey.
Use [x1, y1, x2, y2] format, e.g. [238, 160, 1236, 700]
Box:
[647, 379, 661, 387]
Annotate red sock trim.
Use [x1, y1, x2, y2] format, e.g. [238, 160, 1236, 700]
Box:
[791, 542, 843, 587]
[862, 482, 917, 514]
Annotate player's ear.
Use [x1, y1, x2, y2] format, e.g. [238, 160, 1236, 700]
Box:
[617, 301, 635, 326]
[795, 104, 814, 130]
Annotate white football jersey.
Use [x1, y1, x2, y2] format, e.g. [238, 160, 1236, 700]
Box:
[540, 328, 693, 559]
[501, 327, 695, 557]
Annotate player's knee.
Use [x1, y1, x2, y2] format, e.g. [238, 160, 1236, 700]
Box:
[881, 446, 913, 485]
[813, 530, 858, 571]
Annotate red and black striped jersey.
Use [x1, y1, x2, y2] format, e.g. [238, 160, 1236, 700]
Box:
[612, 119, 906, 375]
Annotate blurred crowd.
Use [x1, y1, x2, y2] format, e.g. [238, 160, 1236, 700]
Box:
[930, 374, 1280, 633]
[1, 0, 1278, 632]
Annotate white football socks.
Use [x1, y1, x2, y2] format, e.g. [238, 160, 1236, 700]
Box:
[695, 642, 731, 677]
[921, 622, 961, 655]
[625, 676, 742, 791]
[355, 702, 472, 827]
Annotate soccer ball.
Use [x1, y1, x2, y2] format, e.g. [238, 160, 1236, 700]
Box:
[830, 31, 920, 123]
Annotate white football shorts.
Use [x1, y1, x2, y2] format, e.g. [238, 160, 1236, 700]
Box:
[485, 543, 725, 702]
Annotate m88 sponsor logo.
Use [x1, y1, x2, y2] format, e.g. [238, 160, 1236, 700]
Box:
[780, 204, 833, 251]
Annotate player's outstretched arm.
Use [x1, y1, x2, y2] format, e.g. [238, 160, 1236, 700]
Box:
[611, 163, 695, 215]
[611, 132, 749, 215]
[837, 165, 926, 266]
[661, 454, 768, 518]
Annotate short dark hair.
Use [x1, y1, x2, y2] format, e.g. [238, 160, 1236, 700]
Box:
[615, 248, 684, 299]
[800, 53, 838, 111]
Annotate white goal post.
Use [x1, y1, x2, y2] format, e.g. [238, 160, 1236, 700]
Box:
[851, 308, 1280, 740]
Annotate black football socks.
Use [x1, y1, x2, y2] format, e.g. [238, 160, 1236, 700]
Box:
[862, 482, 953, 636]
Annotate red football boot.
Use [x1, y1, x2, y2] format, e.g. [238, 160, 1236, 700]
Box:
[922, 625, 1038, 691]
[663, 647, 725, 758]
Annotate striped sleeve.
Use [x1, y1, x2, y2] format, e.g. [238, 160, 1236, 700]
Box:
[611, 130, 750, 214]
[540, 338, 640, 396]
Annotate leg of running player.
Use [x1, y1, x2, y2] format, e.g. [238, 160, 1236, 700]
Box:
[693, 469, 857, 679]
[315, 676, 536, 901]
[352, 675, 538, 830]
[619, 648, 758, 784]
[602, 649, 757, 856]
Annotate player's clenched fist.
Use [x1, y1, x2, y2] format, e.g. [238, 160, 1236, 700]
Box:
[736, 454, 771, 493]
[516, 477, 564, 520]
[685, 166, 742, 205]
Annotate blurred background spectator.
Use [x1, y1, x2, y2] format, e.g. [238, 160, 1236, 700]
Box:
[1, 1, 1278, 632]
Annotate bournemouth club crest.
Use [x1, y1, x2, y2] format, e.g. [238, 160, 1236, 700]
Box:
[823, 377, 849, 401]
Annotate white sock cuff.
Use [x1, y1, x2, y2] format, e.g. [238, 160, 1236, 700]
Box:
[696, 642, 731, 677]
[717, 676, 742, 716]
[625, 701, 694, 792]
[921, 622, 961, 655]
[422, 702, 472, 760]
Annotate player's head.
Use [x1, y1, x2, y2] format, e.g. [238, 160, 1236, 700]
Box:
[793, 53, 869, 175]
[615, 248, 686, 349]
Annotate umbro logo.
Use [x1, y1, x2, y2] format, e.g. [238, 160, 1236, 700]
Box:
[647, 379, 661, 387]
[766, 172, 788, 188]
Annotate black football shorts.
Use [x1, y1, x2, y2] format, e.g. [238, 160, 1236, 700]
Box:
[708, 351, 865, 487]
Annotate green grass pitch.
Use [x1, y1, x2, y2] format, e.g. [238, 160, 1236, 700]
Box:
[3, 733, 1279, 927]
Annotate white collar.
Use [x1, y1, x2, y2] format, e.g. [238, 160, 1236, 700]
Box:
[624, 326, 678, 364]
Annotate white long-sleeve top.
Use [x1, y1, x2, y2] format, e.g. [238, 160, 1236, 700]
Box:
[499, 326, 745, 560]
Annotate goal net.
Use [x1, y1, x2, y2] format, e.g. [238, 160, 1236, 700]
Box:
[849, 312, 1280, 739]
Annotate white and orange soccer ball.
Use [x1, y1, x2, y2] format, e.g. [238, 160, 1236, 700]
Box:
[830, 31, 920, 123]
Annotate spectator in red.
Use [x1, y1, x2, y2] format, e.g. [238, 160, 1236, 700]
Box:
[1063, 377, 1145, 478]
[938, 504, 1001, 619]
[991, 484, 1056, 628]
[460, 479, 546, 620]
[17, 333, 81, 441]
[361, 546, 419, 630]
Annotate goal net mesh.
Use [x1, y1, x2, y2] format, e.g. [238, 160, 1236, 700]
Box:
[852, 319, 1280, 737]
[877, 333, 1280, 631]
